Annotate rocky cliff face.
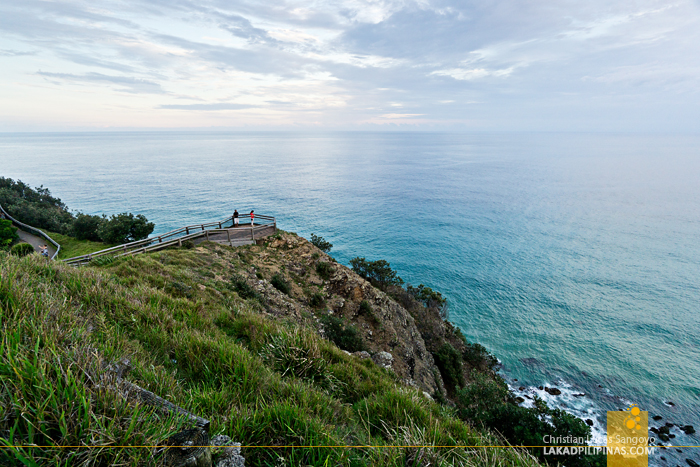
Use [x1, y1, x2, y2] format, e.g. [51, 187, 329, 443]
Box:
[233, 231, 445, 397]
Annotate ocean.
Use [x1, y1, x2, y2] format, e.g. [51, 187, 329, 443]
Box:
[2, 131, 699, 461]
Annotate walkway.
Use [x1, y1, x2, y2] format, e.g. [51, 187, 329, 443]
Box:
[17, 229, 57, 258]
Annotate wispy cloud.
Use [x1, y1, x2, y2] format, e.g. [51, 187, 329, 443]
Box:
[1, 0, 699, 130]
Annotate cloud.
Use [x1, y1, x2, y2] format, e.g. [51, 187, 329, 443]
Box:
[36, 71, 165, 94]
[158, 103, 255, 110]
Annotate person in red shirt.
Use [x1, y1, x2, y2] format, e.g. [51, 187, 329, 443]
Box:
[250, 210, 254, 226]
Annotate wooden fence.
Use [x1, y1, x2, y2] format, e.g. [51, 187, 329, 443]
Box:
[63, 214, 276, 266]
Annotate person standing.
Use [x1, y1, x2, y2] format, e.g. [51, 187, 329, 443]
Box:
[40, 244, 49, 258]
[250, 210, 254, 226]
[233, 209, 239, 227]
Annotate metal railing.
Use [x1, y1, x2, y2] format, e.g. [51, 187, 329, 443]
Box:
[0, 204, 61, 260]
[63, 213, 276, 266]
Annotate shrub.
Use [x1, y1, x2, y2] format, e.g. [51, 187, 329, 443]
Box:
[0, 178, 74, 234]
[433, 343, 464, 391]
[358, 300, 372, 316]
[310, 234, 332, 253]
[463, 342, 498, 372]
[0, 219, 18, 249]
[407, 283, 448, 319]
[309, 292, 325, 308]
[456, 371, 601, 467]
[92, 255, 115, 266]
[98, 213, 155, 244]
[315, 261, 332, 280]
[71, 213, 104, 241]
[230, 275, 262, 302]
[10, 243, 35, 257]
[321, 315, 366, 352]
[270, 274, 291, 295]
[349, 257, 403, 289]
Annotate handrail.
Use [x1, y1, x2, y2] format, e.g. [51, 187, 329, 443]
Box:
[0, 203, 61, 260]
[63, 214, 276, 265]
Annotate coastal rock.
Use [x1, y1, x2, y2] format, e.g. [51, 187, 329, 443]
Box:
[515, 397, 525, 404]
[681, 425, 695, 435]
[653, 415, 663, 421]
[211, 435, 245, 467]
[659, 426, 670, 435]
[372, 351, 394, 370]
[586, 419, 594, 426]
[686, 459, 699, 467]
[658, 433, 670, 442]
[353, 351, 371, 360]
[545, 387, 562, 396]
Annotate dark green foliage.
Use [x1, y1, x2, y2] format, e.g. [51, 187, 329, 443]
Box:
[0, 219, 18, 249]
[310, 233, 332, 253]
[358, 300, 372, 316]
[407, 283, 448, 319]
[270, 273, 291, 295]
[92, 255, 115, 266]
[10, 243, 35, 257]
[309, 292, 325, 308]
[98, 213, 155, 244]
[182, 240, 195, 249]
[0, 177, 74, 234]
[71, 213, 104, 241]
[315, 261, 332, 280]
[321, 315, 366, 352]
[457, 371, 603, 467]
[463, 342, 499, 372]
[349, 257, 403, 289]
[230, 275, 262, 302]
[433, 343, 464, 390]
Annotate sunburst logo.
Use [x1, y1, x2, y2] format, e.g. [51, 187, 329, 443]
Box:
[624, 404, 643, 431]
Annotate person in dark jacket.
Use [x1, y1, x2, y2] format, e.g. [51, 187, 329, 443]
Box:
[233, 209, 239, 227]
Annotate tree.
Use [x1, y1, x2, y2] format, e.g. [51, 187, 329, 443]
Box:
[310, 234, 332, 253]
[0, 219, 19, 249]
[349, 257, 403, 289]
[98, 213, 154, 244]
[71, 213, 104, 241]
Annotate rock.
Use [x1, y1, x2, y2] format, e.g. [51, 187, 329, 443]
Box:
[653, 415, 664, 421]
[372, 351, 394, 369]
[665, 401, 676, 407]
[515, 397, 525, 404]
[518, 386, 526, 391]
[538, 386, 544, 390]
[211, 435, 245, 467]
[686, 459, 700, 467]
[651, 427, 659, 434]
[666, 422, 675, 427]
[513, 378, 518, 382]
[659, 426, 670, 435]
[573, 393, 586, 397]
[659, 433, 670, 442]
[586, 419, 594, 426]
[681, 425, 695, 435]
[545, 387, 562, 396]
[660, 457, 666, 461]
[353, 351, 371, 360]
[669, 434, 675, 439]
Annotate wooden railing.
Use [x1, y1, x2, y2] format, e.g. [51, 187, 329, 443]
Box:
[63, 214, 276, 266]
[0, 203, 61, 260]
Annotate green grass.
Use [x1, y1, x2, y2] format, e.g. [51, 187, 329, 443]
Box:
[41, 230, 114, 260]
[0, 244, 542, 467]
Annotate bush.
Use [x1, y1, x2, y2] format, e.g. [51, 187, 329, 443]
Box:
[358, 300, 372, 316]
[98, 213, 155, 244]
[433, 343, 464, 391]
[270, 274, 291, 295]
[309, 292, 325, 308]
[0, 178, 74, 234]
[71, 213, 104, 241]
[315, 262, 332, 280]
[230, 275, 262, 302]
[0, 219, 18, 249]
[407, 283, 448, 319]
[320, 315, 366, 352]
[457, 371, 602, 467]
[11, 243, 35, 257]
[463, 342, 499, 372]
[310, 234, 332, 253]
[349, 257, 403, 289]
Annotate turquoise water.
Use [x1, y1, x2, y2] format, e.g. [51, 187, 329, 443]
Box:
[2, 132, 699, 455]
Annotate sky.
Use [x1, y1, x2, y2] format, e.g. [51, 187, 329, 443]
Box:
[1, 0, 700, 132]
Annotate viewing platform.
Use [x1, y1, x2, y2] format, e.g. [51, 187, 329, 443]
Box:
[63, 214, 276, 266]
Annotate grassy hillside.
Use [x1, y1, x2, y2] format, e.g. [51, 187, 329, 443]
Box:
[40, 229, 114, 260]
[0, 238, 540, 467]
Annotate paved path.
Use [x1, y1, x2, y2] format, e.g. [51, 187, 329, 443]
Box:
[17, 229, 57, 258]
